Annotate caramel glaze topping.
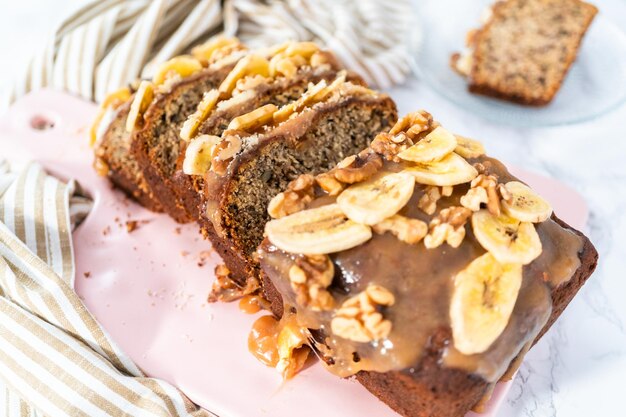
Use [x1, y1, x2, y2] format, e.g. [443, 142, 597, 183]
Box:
[258, 155, 583, 382]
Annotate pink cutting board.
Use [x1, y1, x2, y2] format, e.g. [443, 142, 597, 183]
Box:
[0, 90, 588, 417]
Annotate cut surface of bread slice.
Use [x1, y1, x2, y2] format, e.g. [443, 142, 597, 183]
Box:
[257, 112, 598, 417]
[93, 97, 163, 211]
[134, 42, 348, 223]
[173, 67, 365, 220]
[131, 65, 237, 222]
[451, 0, 598, 105]
[193, 80, 397, 294]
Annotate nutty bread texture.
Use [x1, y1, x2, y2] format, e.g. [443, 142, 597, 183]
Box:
[94, 102, 163, 211]
[131, 67, 234, 223]
[172, 69, 365, 220]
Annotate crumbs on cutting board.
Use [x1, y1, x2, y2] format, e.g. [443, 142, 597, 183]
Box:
[196, 250, 214, 267]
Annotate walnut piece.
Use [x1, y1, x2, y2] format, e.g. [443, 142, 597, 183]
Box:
[424, 206, 472, 249]
[333, 151, 383, 184]
[210, 135, 242, 175]
[315, 172, 345, 196]
[330, 284, 395, 343]
[460, 174, 500, 215]
[288, 255, 335, 311]
[373, 215, 427, 244]
[370, 132, 414, 161]
[268, 174, 315, 218]
[418, 185, 452, 215]
[208, 264, 260, 302]
[389, 111, 434, 140]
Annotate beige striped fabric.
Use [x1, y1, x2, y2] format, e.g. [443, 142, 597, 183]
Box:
[6, 0, 413, 108]
[0, 162, 215, 417]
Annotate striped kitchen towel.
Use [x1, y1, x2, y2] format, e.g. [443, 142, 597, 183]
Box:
[0, 161, 214, 417]
[6, 0, 413, 108]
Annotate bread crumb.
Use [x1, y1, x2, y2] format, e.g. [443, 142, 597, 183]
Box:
[83, 272, 91, 278]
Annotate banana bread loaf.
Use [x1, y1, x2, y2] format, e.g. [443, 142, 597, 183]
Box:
[257, 112, 598, 416]
[451, 0, 598, 105]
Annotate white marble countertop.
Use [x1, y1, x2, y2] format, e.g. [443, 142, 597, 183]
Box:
[0, 1, 625, 416]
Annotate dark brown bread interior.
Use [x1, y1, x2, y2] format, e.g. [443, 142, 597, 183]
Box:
[468, 0, 597, 105]
[94, 102, 163, 211]
[261, 216, 598, 417]
[200, 96, 397, 288]
[131, 66, 235, 223]
[172, 69, 365, 220]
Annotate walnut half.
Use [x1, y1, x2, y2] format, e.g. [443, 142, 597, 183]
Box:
[424, 206, 472, 249]
[288, 254, 335, 311]
[330, 284, 395, 343]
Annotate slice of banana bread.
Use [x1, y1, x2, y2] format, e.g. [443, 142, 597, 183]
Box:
[172, 66, 365, 221]
[92, 92, 163, 211]
[92, 38, 246, 213]
[451, 0, 598, 105]
[257, 112, 598, 416]
[133, 42, 350, 223]
[130, 48, 248, 223]
[188, 78, 397, 293]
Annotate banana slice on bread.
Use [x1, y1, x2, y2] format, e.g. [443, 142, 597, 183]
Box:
[501, 181, 552, 223]
[398, 126, 458, 163]
[451, 253, 522, 355]
[405, 153, 478, 186]
[472, 209, 542, 265]
[337, 172, 415, 225]
[265, 204, 372, 255]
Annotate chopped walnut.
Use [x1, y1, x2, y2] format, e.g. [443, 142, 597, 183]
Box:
[418, 188, 438, 215]
[370, 132, 414, 161]
[289, 255, 335, 311]
[208, 264, 260, 302]
[310, 50, 339, 69]
[388, 111, 434, 140]
[373, 215, 428, 244]
[417, 185, 449, 215]
[333, 151, 383, 184]
[424, 206, 472, 249]
[270, 54, 307, 77]
[315, 172, 345, 196]
[268, 174, 315, 218]
[331, 284, 395, 343]
[210, 135, 242, 175]
[233, 74, 267, 96]
[460, 174, 500, 215]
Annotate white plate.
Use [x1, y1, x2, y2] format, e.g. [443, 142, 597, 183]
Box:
[411, 0, 626, 126]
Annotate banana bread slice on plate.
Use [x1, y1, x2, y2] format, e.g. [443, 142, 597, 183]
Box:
[257, 112, 598, 417]
[451, 0, 598, 105]
[182, 76, 397, 294]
